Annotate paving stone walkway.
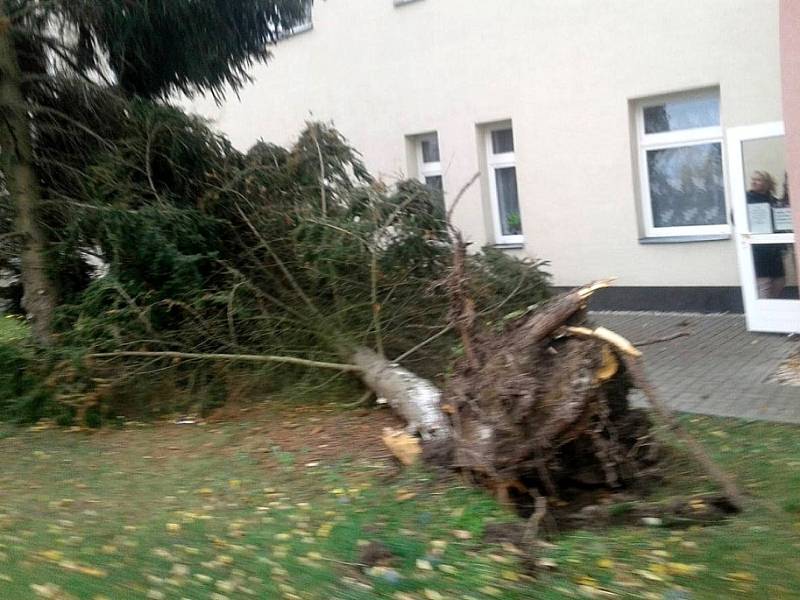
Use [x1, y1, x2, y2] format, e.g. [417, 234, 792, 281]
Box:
[592, 311, 800, 424]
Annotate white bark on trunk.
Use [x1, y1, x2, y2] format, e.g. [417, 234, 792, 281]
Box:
[351, 346, 451, 441]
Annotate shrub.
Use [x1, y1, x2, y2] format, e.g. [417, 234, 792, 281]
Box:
[0, 339, 54, 423]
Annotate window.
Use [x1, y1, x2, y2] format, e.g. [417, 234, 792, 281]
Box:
[485, 124, 523, 245]
[416, 133, 443, 192]
[279, 0, 313, 38]
[636, 89, 727, 238]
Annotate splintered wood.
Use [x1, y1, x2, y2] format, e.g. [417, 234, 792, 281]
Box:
[382, 427, 422, 465]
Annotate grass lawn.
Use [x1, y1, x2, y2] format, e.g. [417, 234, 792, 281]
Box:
[0, 402, 799, 600]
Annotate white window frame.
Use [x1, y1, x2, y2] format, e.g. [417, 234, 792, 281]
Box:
[486, 125, 524, 245]
[636, 89, 728, 238]
[416, 133, 442, 190]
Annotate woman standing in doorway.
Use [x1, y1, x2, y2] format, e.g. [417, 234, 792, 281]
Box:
[747, 171, 786, 298]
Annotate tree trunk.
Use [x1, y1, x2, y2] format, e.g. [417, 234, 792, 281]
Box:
[350, 346, 451, 441]
[0, 9, 56, 345]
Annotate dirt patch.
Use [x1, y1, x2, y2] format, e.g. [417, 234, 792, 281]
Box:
[358, 541, 394, 568]
[482, 522, 525, 547]
[206, 402, 403, 465]
[16, 401, 404, 471]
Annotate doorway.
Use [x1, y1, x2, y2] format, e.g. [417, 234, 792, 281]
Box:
[728, 122, 800, 333]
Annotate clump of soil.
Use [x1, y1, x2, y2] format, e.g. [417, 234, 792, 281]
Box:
[443, 299, 661, 519]
[358, 541, 394, 568]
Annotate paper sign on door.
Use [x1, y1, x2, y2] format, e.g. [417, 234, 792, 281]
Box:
[748, 203, 773, 234]
[772, 207, 793, 232]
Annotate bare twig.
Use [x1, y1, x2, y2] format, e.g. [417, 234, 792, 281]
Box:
[438, 174, 483, 372]
[89, 351, 362, 373]
[450, 231, 479, 370]
[317, 556, 367, 569]
[446, 172, 481, 222]
[623, 356, 745, 512]
[219, 263, 309, 325]
[369, 200, 384, 355]
[393, 269, 529, 364]
[234, 202, 322, 318]
[394, 324, 453, 363]
[29, 104, 116, 150]
[111, 281, 154, 336]
[343, 388, 375, 408]
[382, 187, 425, 231]
[521, 492, 548, 547]
[305, 218, 368, 246]
[144, 120, 165, 204]
[309, 123, 327, 216]
[227, 281, 245, 346]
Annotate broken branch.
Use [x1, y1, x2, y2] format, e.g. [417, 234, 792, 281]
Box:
[565, 325, 642, 357]
[89, 351, 362, 372]
[622, 356, 745, 512]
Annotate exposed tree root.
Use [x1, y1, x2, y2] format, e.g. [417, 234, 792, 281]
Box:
[411, 275, 746, 546]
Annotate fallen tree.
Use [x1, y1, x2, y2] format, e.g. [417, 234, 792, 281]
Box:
[9, 109, 738, 531]
[87, 277, 744, 521]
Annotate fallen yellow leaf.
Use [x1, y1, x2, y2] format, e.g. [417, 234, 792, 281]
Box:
[74, 565, 107, 578]
[597, 558, 614, 569]
[39, 550, 63, 562]
[727, 571, 757, 582]
[502, 569, 519, 581]
[666, 562, 699, 576]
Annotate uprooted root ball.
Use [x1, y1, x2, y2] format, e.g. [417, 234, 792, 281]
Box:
[442, 310, 661, 515]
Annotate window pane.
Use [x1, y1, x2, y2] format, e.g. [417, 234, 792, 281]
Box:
[300, 0, 313, 24]
[424, 175, 443, 191]
[491, 128, 515, 154]
[644, 96, 719, 134]
[742, 135, 791, 232]
[495, 167, 522, 236]
[420, 136, 440, 163]
[647, 143, 726, 228]
[752, 244, 799, 299]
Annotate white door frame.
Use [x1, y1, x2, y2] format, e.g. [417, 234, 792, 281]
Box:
[727, 121, 800, 333]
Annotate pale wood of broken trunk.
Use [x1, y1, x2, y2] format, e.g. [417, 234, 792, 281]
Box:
[351, 346, 451, 441]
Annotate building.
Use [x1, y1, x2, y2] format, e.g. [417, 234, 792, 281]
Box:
[188, 0, 800, 333]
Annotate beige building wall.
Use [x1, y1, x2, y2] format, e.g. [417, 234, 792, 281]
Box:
[188, 0, 783, 288]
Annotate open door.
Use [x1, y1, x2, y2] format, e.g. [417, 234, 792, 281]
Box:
[728, 122, 800, 333]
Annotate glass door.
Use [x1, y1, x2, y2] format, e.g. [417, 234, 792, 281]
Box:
[728, 122, 800, 333]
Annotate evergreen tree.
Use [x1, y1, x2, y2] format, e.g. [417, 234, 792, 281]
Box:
[0, 0, 310, 344]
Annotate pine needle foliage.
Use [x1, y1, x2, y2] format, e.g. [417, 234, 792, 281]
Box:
[7, 0, 312, 100]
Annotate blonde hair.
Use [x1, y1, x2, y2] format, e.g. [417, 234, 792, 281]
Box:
[753, 171, 776, 195]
